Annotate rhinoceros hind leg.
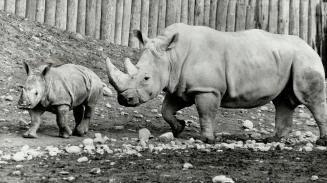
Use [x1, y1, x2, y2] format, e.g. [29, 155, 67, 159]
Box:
[162, 94, 191, 137]
[74, 105, 94, 136]
[195, 92, 220, 144]
[306, 103, 327, 146]
[72, 105, 85, 136]
[293, 69, 327, 145]
[56, 105, 72, 138]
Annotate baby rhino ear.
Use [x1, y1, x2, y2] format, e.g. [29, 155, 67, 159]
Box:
[41, 64, 52, 76]
[165, 33, 179, 50]
[23, 62, 31, 76]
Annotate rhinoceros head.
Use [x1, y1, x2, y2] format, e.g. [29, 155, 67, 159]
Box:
[17, 62, 50, 109]
[106, 30, 179, 107]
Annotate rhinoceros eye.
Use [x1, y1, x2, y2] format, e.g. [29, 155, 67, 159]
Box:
[35, 91, 38, 96]
[144, 76, 150, 81]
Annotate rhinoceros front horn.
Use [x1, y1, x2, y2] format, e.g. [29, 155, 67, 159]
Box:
[124, 58, 138, 76]
[105, 57, 130, 92]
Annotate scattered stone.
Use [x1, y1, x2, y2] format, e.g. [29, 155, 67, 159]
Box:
[113, 125, 125, 130]
[182, 162, 193, 170]
[15, 165, 24, 169]
[83, 138, 94, 147]
[18, 118, 29, 126]
[134, 114, 144, 119]
[177, 111, 183, 115]
[77, 156, 88, 163]
[46, 146, 61, 156]
[94, 133, 109, 144]
[63, 176, 75, 182]
[11, 170, 21, 176]
[305, 121, 316, 126]
[65, 146, 82, 154]
[59, 171, 70, 175]
[212, 175, 235, 183]
[105, 103, 112, 108]
[12, 152, 25, 161]
[311, 175, 319, 181]
[159, 132, 174, 142]
[150, 109, 158, 113]
[0, 161, 8, 164]
[90, 168, 101, 175]
[138, 128, 152, 143]
[315, 146, 327, 151]
[242, 120, 254, 130]
[298, 112, 311, 119]
[260, 106, 269, 111]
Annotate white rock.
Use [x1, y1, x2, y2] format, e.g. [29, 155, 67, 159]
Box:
[94, 133, 109, 144]
[150, 109, 158, 113]
[2, 154, 11, 160]
[242, 120, 254, 130]
[15, 165, 24, 169]
[299, 112, 311, 119]
[46, 146, 61, 156]
[113, 125, 124, 130]
[0, 161, 8, 164]
[182, 162, 193, 170]
[260, 106, 269, 111]
[138, 128, 152, 142]
[303, 146, 313, 152]
[65, 146, 82, 154]
[12, 152, 25, 161]
[212, 175, 235, 183]
[63, 176, 75, 181]
[311, 175, 319, 181]
[159, 132, 174, 142]
[90, 168, 101, 174]
[315, 146, 327, 151]
[11, 170, 21, 176]
[105, 103, 112, 108]
[77, 156, 88, 163]
[83, 138, 94, 147]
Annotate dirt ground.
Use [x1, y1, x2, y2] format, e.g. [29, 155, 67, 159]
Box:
[0, 12, 327, 183]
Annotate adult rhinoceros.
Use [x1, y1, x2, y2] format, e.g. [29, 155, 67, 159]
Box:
[106, 23, 327, 145]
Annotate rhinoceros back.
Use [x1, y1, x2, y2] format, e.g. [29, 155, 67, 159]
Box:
[41, 64, 103, 108]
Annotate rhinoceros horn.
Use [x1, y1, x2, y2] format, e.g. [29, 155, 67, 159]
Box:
[124, 58, 138, 76]
[105, 57, 130, 92]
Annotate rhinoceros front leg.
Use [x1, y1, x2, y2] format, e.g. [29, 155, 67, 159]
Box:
[23, 109, 45, 138]
[161, 94, 191, 137]
[56, 105, 72, 138]
[194, 93, 220, 144]
[266, 98, 297, 142]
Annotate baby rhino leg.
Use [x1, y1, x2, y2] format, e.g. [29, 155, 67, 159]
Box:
[72, 105, 85, 136]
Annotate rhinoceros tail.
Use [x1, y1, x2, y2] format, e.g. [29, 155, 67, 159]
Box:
[102, 82, 113, 96]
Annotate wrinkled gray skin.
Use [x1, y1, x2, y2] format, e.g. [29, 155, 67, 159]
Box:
[18, 62, 103, 138]
[106, 23, 327, 145]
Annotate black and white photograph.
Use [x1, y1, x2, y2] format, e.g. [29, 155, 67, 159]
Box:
[0, 0, 327, 182]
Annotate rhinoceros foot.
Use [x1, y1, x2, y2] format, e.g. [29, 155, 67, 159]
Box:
[72, 124, 89, 136]
[197, 136, 215, 144]
[171, 119, 186, 137]
[22, 131, 38, 138]
[263, 136, 282, 143]
[316, 136, 327, 146]
[59, 128, 72, 138]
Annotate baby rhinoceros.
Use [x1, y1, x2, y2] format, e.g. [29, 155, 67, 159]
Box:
[18, 62, 105, 138]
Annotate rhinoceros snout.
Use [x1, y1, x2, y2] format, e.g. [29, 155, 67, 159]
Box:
[117, 94, 140, 107]
[17, 96, 32, 109]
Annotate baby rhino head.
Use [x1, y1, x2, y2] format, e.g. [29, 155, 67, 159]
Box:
[17, 62, 51, 109]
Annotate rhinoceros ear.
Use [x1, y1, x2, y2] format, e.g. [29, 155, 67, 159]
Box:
[41, 64, 52, 76]
[23, 62, 31, 75]
[165, 33, 179, 50]
[133, 30, 148, 45]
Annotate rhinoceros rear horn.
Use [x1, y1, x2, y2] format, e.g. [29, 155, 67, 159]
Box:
[105, 57, 130, 92]
[124, 58, 138, 76]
